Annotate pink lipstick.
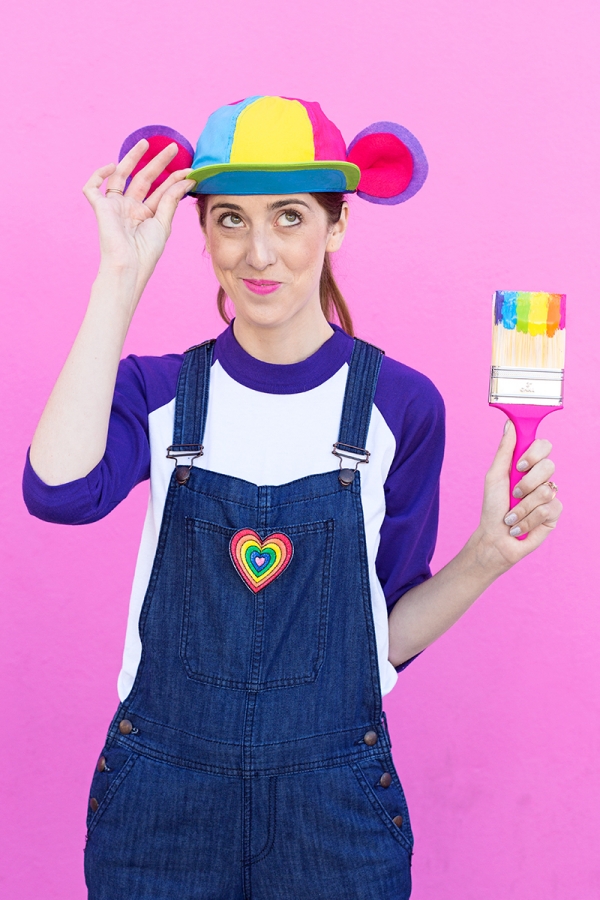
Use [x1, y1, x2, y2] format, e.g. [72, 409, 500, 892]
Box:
[242, 279, 281, 295]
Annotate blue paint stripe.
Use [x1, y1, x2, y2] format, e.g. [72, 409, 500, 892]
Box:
[192, 97, 262, 169]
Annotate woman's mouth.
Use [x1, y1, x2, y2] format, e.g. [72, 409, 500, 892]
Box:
[242, 279, 281, 295]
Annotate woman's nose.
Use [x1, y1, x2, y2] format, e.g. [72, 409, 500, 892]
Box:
[245, 229, 277, 271]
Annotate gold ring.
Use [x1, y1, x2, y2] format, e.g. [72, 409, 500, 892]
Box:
[106, 188, 124, 195]
[544, 481, 558, 494]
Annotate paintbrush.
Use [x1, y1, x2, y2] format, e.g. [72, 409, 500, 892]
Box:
[489, 291, 566, 520]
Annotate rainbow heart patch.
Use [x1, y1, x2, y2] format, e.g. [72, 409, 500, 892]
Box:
[229, 529, 293, 593]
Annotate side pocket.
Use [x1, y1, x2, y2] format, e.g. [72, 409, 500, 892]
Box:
[351, 755, 414, 855]
[86, 748, 139, 838]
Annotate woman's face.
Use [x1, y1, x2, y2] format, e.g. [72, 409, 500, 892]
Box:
[202, 194, 348, 330]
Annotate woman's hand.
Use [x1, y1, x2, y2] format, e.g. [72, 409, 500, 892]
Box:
[82, 139, 195, 304]
[472, 421, 563, 572]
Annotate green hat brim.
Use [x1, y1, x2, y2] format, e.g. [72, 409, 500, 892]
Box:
[186, 161, 361, 195]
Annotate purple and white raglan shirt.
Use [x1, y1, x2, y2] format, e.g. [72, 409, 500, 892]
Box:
[23, 324, 445, 699]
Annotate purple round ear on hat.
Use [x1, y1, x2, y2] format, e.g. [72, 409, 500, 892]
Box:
[118, 125, 194, 195]
[346, 122, 428, 205]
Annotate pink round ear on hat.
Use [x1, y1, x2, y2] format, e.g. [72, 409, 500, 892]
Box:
[347, 122, 428, 204]
[119, 125, 194, 195]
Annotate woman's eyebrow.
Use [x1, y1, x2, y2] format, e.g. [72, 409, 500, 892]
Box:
[210, 202, 244, 213]
[268, 199, 310, 210]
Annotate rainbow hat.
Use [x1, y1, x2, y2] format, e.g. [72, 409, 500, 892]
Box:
[189, 96, 360, 195]
[120, 96, 428, 204]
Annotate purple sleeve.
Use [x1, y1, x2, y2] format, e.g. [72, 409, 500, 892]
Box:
[22, 353, 182, 525]
[374, 356, 446, 671]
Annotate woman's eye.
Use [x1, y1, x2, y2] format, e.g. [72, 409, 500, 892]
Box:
[220, 213, 244, 228]
[279, 210, 301, 227]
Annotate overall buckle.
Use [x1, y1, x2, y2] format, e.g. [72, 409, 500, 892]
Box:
[166, 444, 204, 485]
[332, 442, 370, 486]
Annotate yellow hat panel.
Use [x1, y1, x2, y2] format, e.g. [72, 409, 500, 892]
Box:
[229, 97, 315, 165]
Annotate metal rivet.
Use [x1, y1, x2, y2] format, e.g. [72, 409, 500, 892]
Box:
[338, 468, 355, 486]
[90, 797, 99, 812]
[393, 815, 403, 827]
[379, 772, 392, 788]
[175, 466, 191, 485]
[118, 719, 133, 735]
[96, 756, 107, 773]
[363, 730, 378, 746]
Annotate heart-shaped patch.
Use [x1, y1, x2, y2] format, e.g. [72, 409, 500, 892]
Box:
[229, 529, 293, 593]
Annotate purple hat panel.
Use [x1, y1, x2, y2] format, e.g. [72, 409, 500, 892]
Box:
[118, 126, 194, 195]
[347, 122, 428, 205]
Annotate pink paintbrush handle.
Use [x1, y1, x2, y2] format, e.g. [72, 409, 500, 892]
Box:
[492, 404, 562, 537]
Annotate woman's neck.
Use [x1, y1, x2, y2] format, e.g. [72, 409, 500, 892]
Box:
[231, 308, 334, 365]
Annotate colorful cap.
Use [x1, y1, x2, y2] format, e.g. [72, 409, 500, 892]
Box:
[188, 96, 360, 195]
[119, 97, 428, 204]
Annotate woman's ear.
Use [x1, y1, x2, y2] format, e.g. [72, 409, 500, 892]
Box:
[347, 122, 428, 204]
[325, 202, 349, 253]
[119, 125, 194, 197]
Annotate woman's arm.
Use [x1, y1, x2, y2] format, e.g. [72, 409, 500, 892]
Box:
[388, 422, 563, 667]
[29, 140, 193, 486]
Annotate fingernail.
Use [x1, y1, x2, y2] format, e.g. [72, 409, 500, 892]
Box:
[513, 487, 523, 498]
[504, 420, 510, 434]
[516, 460, 529, 472]
[504, 513, 518, 526]
[509, 525, 522, 537]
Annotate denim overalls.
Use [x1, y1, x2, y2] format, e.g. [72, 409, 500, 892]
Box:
[84, 338, 414, 899]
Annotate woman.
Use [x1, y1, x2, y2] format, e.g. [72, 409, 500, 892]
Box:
[24, 97, 562, 899]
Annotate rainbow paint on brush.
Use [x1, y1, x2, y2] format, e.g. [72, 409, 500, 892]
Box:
[489, 290, 566, 524]
[491, 291, 566, 381]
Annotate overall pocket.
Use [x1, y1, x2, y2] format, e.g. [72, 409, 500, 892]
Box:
[181, 518, 334, 689]
[351, 755, 414, 855]
[86, 747, 139, 838]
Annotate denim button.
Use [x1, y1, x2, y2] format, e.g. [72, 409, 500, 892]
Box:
[379, 772, 392, 788]
[96, 756, 107, 772]
[89, 797, 99, 812]
[393, 815, 403, 827]
[119, 719, 133, 735]
[363, 730, 378, 746]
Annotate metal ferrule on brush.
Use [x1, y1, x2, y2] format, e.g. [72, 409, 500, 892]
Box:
[489, 365, 564, 406]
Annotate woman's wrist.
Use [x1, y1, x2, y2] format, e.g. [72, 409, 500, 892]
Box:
[463, 526, 514, 583]
[91, 265, 147, 323]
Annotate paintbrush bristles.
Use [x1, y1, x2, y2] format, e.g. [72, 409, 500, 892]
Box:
[491, 291, 566, 370]
[491, 325, 566, 370]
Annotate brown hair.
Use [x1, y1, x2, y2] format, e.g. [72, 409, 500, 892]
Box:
[195, 193, 353, 336]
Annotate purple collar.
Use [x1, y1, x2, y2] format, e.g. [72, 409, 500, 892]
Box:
[213, 323, 353, 394]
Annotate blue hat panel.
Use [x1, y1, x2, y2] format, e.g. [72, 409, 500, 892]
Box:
[192, 97, 261, 170]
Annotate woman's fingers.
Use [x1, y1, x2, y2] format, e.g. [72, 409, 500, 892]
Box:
[153, 175, 197, 233]
[512, 456, 555, 499]
[503, 481, 559, 533]
[82, 163, 117, 205]
[126, 142, 181, 201]
[514, 438, 553, 474]
[143, 168, 194, 214]
[505, 495, 563, 541]
[104, 139, 150, 193]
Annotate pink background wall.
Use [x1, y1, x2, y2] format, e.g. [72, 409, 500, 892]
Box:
[1, 1, 598, 897]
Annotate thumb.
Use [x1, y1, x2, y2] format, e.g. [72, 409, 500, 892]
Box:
[487, 419, 516, 482]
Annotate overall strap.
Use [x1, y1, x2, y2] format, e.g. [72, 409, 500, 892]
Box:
[167, 340, 215, 485]
[333, 338, 384, 486]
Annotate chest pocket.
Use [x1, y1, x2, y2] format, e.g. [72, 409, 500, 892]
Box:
[181, 517, 334, 690]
